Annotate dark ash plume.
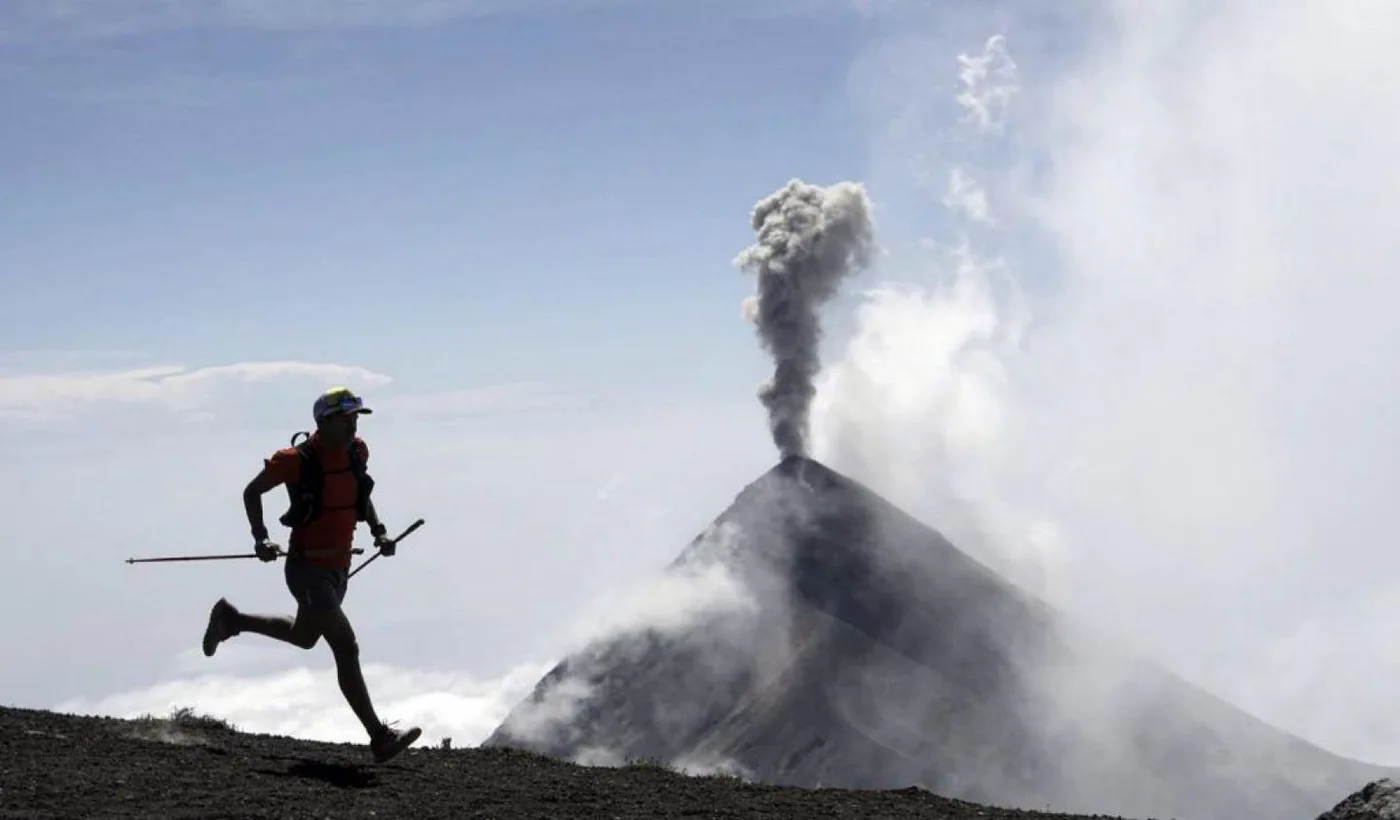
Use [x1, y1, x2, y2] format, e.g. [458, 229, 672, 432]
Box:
[734, 178, 878, 459]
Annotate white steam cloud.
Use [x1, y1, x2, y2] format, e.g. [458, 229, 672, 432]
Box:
[814, 0, 1400, 769]
[813, 32, 1043, 593]
[735, 179, 879, 459]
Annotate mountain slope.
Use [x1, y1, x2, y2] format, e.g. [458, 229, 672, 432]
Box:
[485, 455, 1400, 820]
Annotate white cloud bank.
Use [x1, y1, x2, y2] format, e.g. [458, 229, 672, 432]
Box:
[55, 660, 554, 748]
[0, 359, 392, 420]
[0, 357, 593, 427]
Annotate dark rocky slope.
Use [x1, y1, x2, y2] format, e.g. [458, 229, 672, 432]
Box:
[485, 456, 1400, 820]
[1, 703, 1130, 819]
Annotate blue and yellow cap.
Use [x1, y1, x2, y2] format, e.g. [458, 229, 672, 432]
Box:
[313, 386, 373, 422]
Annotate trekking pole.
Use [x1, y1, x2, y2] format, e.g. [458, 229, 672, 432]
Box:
[349, 518, 425, 579]
[126, 547, 365, 565]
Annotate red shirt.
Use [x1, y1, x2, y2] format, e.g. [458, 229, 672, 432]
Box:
[264, 433, 370, 569]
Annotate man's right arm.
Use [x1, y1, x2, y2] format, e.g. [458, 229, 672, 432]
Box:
[243, 465, 283, 542]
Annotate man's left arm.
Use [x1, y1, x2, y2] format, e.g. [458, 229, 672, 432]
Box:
[364, 497, 387, 539]
[366, 500, 395, 555]
[358, 438, 392, 551]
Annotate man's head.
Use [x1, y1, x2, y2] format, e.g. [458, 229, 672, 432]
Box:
[313, 386, 372, 447]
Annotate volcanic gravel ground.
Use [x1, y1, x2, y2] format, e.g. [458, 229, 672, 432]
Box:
[0, 705, 1148, 820]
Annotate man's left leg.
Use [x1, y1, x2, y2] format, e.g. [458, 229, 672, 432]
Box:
[316, 604, 422, 762]
[314, 604, 380, 734]
[299, 565, 422, 762]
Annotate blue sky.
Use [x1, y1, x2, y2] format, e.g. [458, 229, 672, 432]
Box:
[9, 0, 1400, 782]
[3, 1, 883, 395]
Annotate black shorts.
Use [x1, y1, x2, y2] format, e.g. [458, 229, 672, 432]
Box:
[284, 559, 349, 613]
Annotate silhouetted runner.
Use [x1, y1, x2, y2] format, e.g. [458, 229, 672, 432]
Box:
[200, 385, 422, 764]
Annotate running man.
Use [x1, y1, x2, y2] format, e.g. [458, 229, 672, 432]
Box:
[200, 385, 422, 763]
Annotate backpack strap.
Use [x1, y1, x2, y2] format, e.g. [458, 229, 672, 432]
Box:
[348, 439, 376, 521]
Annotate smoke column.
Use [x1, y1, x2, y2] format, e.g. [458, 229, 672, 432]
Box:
[734, 179, 878, 459]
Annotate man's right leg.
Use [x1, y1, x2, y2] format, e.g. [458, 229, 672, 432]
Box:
[202, 559, 333, 656]
[202, 598, 321, 654]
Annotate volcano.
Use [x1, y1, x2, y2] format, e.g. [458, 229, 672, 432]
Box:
[484, 456, 1397, 820]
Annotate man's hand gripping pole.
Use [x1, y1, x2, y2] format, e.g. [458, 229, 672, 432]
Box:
[349, 518, 425, 579]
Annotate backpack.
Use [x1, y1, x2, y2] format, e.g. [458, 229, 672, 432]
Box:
[276, 431, 376, 529]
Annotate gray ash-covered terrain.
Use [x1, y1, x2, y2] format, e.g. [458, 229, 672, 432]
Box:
[486, 455, 1400, 820]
